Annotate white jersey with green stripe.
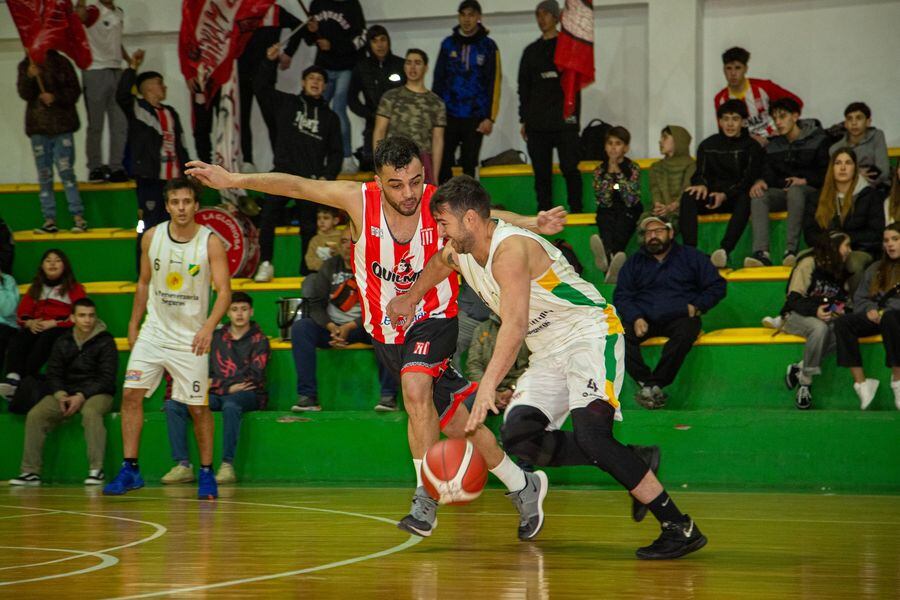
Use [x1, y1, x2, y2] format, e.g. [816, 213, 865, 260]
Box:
[455, 220, 623, 358]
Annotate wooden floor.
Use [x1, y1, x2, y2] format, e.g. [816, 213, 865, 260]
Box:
[0, 485, 896, 599]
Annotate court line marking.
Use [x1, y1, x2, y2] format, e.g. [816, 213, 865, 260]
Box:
[0, 510, 63, 520]
[0, 546, 118, 586]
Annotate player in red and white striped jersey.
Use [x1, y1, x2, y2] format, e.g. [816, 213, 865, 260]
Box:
[187, 136, 566, 540]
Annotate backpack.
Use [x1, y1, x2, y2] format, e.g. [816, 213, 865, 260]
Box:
[480, 149, 527, 168]
[8, 375, 49, 415]
[579, 119, 611, 161]
[552, 239, 583, 275]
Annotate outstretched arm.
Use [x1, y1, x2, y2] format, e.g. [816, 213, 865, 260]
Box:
[385, 244, 457, 328]
[491, 206, 567, 235]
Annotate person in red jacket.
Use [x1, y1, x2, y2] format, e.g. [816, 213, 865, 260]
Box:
[0, 249, 85, 399]
[714, 47, 802, 145]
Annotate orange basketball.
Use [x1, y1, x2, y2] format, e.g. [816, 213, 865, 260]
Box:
[421, 438, 488, 505]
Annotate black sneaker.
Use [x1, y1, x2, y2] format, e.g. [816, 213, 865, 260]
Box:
[627, 445, 661, 522]
[743, 251, 772, 268]
[88, 166, 110, 182]
[795, 385, 812, 410]
[34, 221, 59, 234]
[10, 472, 41, 486]
[785, 363, 801, 390]
[107, 169, 130, 183]
[374, 396, 398, 412]
[636, 515, 708, 560]
[291, 395, 321, 412]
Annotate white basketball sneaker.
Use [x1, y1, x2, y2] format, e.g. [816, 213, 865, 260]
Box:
[254, 261, 274, 283]
[854, 378, 879, 410]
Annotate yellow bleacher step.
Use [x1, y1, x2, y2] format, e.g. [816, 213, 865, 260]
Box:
[114, 337, 370, 352]
[726, 266, 792, 282]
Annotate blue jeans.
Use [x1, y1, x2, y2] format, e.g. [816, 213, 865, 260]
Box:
[165, 392, 258, 464]
[30, 133, 84, 221]
[290, 317, 398, 398]
[324, 68, 353, 158]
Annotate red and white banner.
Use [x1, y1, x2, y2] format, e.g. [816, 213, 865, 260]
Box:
[7, 0, 93, 69]
[555, 0, 595, 119]
[213, 63, 246, 205]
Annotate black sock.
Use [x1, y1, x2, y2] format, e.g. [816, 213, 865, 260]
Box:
[201, 464, 212, 472]
[647, 491, 686, 524]
[124, 458, 139, 470]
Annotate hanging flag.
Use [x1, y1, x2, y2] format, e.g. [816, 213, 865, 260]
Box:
[212, 64, 246, 206]
[8, 0, 93, 69]
[554, 0, 594, 119]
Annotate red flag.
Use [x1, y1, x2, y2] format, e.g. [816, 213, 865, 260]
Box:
[7, 0, 93, 69]
[555, 0, 595, 119]
[179, 0, 276, 102]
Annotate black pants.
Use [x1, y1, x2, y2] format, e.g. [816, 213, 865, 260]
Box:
[5, 327, 67, 377]
[624, 316, 702, 388]
[439, 116, 484, 184]
[596, 201, 642, 257]
[191, 89, 221, 164]
[238, 60, 279, 165]
[0, 324, 17, 374]
[258, 194, 321, 275]
[679, 190, 751, 252]
[526, 128, 582, 212]
[835, 309, 900, 368]
[135, 178, 168, 274]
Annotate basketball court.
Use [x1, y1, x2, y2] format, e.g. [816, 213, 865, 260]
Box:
[1, 486, 896, 598]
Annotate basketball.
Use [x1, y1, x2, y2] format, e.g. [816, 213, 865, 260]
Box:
[421, 438, 488, 505]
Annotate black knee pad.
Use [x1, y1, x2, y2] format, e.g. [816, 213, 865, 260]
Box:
[572, 401, 648, 490]
[501, 406, 551, 464]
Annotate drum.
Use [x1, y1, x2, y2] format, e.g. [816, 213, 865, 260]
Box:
[195, 206, 260, 278]
[276, 297, 306, 340]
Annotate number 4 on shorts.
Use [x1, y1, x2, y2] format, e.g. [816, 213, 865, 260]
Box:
[586, 379, 599, 392]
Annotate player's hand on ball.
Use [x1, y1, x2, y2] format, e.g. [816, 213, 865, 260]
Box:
[184, 161, 236, 189]
[386, 294, 415, 329]
[192, 325, 214, 355]
[465, 386, 498, 434]
[536, 206, 567, 234]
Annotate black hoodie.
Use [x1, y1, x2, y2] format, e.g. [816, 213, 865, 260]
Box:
[271, 84, 343, 178]
[691, 128, 765, 196]
[348, 51, 406, 124]
[517, 36, 579, 132]
[304, 0, 366, 71]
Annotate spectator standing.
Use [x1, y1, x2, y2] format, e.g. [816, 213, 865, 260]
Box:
[829, 102, 890, 190]
[642, 125, 695, 234]
[163, 292, 270, 485]
[614, 216, 726, 408]
[518, 0, 582, 213]
[75, 0, 130, 183]
[305, 207, 343, 272]
[465, 314, 530, 412]
[17, 50, 88, 234]
[680, 99, 763, 267]
[714, 46, 803, 144]
[433, 0, 501, 183]
[348, 25, 405, 171]
[373, 49, 446, 184]
[253, 65, 342, 282]
[305, 0, 367, 173]
[9, 298, 117, 486]
[745, 98, 829, 268]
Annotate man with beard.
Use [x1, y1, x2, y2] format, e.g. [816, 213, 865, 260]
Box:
[613, 216, 726, 409]
[185, 136, 566, 540]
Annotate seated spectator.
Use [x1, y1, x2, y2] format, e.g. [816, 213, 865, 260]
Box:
[591, 126, 642, 284]
[17, 50, 87, 234]
[643, 125, 695, 235]
[888, 165, 900, 225]
[254, 65, 343, 282]
[305, 208, 343, 273]
[745, 98, 829, 268]
[781, 232, 851, 410]
[465, 314, 530, 412]
[803, 148, 882, 290]
[9, 298, 117, 486]
[680, 99, 763, 267]
[163, 292, 270, 485]
[452, 280, 492, 372]
[373, 49, 446, 184]
[291, 228, 399, 412]
[0, 249, 85, 399]
[835, 224, 900, 411]
[614, 216, 726, 408]
[714, 46, 802, 144]
[829, 102, 890, 190]
[0, 263, 19, 374]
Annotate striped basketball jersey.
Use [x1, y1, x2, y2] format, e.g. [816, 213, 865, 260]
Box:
[353, 181, 458, 344]
[139, 222, 212, 351]
[456, 220, 623, 357]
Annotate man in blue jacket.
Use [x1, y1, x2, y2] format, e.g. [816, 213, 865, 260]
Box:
[433, 0, 501, 183]
[613, 216, 726, 408]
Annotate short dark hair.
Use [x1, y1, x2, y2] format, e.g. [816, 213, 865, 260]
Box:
[844, 102, 871, 119]
[231, 291, 253, 307]
[367, 24, 390, 43]
[136, 71, 163, 91]
[73, 297, 96, 311]
[722, 46, 750, 65]
[605, 126, 631, 146]
[374, 136, 422, 172]
[769, 97, 802, 116]
[458, 0, 482, 13]
[405, 48, 429, 65]
[302, 65, 328, 82]
[317, 206, 339, 218]
[163, 177, 202, 202]
[717, 98, 749, 120]
[431, 175, 491, 219]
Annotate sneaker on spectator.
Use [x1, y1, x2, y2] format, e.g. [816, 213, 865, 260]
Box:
[375, 396, 398, 412]
[710, 249, 728, 268]
[0, 376, 20, 399]
[635, 385, 656, 410]
[88, 166, 110, 182]
[107, 169, 129, 183]
[785, 362, 801, 390]
[782, 251, 798, 267]
[34, 220, 59, 235]
[71, 216, 88, 233]
[795, 385, 812, 410]
[762, 315, 783, 330]
[891, 380, 900, 410]
[853, 378, 879, 410]
[9, 472, 41, 486]
[605, 252, 627, 284]
[589, 234, 609, 271]
[215, 462, 236, 484]
[253, 261, 274, 283]
[650, 385, 668, 408]
[292, 395, 321, 412]
[161, 463, 195, 484]
[341, 156, 359, 174]
[744, 251, 772, 268]
[84, 469, 105, 485]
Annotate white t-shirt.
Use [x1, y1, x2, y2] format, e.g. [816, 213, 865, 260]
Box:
[84, 3, 125, 70]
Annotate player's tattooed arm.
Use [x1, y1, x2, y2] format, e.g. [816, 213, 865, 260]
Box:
[440, 244, 461, 272]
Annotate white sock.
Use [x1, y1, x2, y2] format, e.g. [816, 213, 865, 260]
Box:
[413, 459, 423, 488]
[490, 454, 527, 492]
[891, 380, 900, 390]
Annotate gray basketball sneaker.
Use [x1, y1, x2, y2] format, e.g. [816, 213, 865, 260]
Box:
[397, 486, 438, 537]
[506, 470, 549, 541]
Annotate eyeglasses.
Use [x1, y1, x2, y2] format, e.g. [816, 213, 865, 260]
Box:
[643, 227, 669, 236]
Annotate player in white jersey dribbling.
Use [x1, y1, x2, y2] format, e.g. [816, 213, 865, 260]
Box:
[104, 178, 231, 500]
[387, 176, 708, 560]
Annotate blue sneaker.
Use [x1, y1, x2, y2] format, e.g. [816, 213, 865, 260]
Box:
[198, 468, 218, 500]
[103, 462, 144, 496]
